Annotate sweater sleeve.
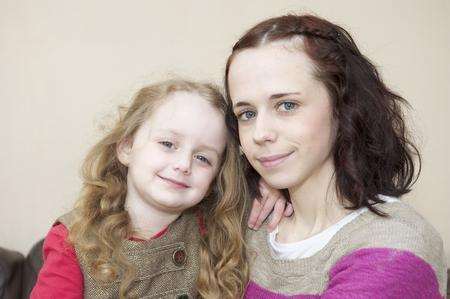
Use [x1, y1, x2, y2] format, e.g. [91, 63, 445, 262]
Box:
[30, 223, 83, 299]
[322, 248, 444, 299]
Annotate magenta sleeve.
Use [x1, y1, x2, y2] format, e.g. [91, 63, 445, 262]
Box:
[322, 248, 443, 299]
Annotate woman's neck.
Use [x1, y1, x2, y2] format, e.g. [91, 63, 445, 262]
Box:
[277, 159, 350, 243]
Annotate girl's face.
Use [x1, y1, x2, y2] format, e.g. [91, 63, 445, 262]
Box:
[118, 91, 227, 214]
[227, 42, 337, 191]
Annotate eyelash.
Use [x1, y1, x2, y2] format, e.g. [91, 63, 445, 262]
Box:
[276, 101, 298, 112]
[159, 141, 211, 165]
[159, 141, 174, 149]
[237, 110, 256, 121]
[236, 100, 299, 121]
[195, 155, 211, 165]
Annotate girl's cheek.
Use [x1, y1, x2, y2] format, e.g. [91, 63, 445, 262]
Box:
[200, 170, 216, 185]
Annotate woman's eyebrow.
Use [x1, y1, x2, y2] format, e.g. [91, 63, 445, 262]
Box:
[269, 92, 301, 100]
[233, 92, 302, 110]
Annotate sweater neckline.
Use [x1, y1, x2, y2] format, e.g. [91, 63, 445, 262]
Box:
[268, 206, 367, 259]
[252, 196, 401, 276]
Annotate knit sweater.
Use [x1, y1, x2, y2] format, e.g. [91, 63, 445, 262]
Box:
[245, 200, 447, 298]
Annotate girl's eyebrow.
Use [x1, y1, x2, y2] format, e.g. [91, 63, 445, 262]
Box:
[199, 144, 220, 156]
[233, 92, 302, 110]
[154, 129, 181, 137]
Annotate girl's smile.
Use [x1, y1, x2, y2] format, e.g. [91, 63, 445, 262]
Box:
[157, 174, 190, 189]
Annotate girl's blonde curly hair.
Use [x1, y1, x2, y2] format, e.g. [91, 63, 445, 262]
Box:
[68, 79, 249, 298]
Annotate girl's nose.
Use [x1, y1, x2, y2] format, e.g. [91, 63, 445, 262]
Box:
[172, 153, 192, 175]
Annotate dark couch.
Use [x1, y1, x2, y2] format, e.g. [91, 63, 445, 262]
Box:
[0, 240, 43, 299]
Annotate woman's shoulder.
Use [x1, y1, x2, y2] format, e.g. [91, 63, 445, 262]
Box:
[333, 197, 447, 293]
[349, 196, 443, 251]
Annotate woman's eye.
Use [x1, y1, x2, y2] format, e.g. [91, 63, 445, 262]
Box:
[159, 141, 174, 149]
[278, 101, 298, 112]
[195, 155, 211, 165]
[237, 110, 256, 121]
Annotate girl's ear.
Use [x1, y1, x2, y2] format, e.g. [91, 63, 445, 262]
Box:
[116, 138, 133, 166]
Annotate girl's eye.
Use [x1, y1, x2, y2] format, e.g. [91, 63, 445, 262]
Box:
[195, 155, 211, 165]
[278, 101, 298, 112]
[159, 141, 174, 149]
[237, 110, 256, 121]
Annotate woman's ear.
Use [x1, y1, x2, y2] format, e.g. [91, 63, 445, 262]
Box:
[116, 138, 133, 166]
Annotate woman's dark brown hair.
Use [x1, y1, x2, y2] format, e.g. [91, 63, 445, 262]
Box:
[224, 14, 421, 215]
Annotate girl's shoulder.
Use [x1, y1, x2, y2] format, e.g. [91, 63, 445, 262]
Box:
[56, 209, 79, 228]
[41, 221, 77, 261]
[45, 223, 70, 245]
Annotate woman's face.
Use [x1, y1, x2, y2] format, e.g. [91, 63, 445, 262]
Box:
[227, 41, 337, 190]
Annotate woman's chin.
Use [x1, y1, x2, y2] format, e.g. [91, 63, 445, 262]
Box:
[260, 174, 295, 190]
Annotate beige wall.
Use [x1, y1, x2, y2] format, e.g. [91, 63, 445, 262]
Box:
[1, 0, 449, 265]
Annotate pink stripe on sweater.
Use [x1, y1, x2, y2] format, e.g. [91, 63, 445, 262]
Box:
[245, 248, 443, 299]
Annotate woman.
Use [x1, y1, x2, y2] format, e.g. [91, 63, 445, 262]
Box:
[225, 14, 447, 298]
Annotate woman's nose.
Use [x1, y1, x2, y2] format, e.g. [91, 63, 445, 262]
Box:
[252, 113, 277, 144]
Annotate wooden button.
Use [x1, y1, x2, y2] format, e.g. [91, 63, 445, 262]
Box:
[172, 248, 186, 266]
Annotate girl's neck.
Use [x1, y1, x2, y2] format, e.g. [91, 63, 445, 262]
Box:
[278, 159, 350, 243]
[125, 192, 181, 240]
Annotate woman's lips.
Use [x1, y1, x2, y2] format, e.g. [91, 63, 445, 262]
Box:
[157, 175, 190, 189]
[257, 151, 293, 168]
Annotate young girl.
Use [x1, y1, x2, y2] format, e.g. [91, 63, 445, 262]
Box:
[31, 79, 253, 298]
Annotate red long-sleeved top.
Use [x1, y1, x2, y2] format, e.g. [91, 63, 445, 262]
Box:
[30, 223, 168, 299]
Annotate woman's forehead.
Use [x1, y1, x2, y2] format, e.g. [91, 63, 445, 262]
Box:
[228, 44, 316, 102]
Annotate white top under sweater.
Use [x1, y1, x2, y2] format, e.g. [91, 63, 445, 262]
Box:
[268, 195, 398, 259]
